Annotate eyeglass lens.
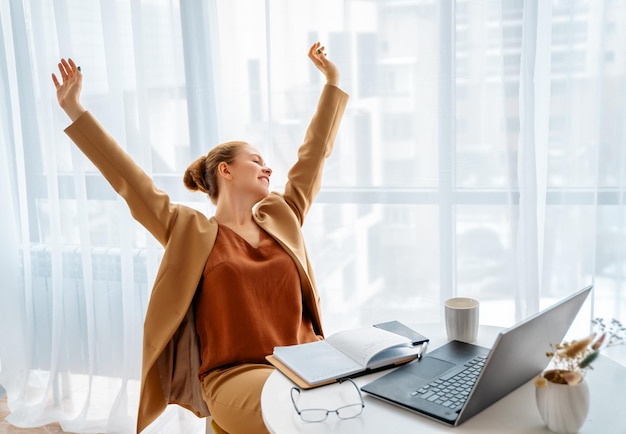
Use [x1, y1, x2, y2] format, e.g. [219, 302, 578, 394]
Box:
[291, 378, 364, 422]
[298, 403, 364, 422]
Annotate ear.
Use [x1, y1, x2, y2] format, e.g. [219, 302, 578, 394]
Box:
[217, 162, 232, 179]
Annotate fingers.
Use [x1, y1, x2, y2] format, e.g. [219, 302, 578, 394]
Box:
[52, 57, 82, 92]
[308, 43, 318, 62]
[308, 42, 339, 86]
[309, 42, 326, 60]
[60, 58, 71, 78]
[309, 42, 319, 55]
[56, 58, 81, 82]
[58, 59, 68, 79]
[308, 41, 328, 74]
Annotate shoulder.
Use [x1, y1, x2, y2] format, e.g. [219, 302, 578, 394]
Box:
[172, 204, 217, 229]
[253, 193, 301, 228]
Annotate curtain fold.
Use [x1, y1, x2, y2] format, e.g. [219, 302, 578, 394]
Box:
[515, 0, 550, 319]
[1, 1, 625, 432]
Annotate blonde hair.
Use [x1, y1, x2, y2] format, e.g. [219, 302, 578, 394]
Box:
[183, 141, 249, 205]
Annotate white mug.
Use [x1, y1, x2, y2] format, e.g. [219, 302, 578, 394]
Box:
[445, 297, 479, 343]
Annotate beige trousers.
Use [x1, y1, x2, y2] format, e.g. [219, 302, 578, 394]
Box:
[201, 364, 274, 434]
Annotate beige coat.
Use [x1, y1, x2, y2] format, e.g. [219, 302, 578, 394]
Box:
[64, 84, 349, 433]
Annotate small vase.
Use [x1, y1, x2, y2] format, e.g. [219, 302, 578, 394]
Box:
[535, 370, 590, 434]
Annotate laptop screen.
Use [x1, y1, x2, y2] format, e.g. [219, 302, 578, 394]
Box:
[458, 285, 592, 424]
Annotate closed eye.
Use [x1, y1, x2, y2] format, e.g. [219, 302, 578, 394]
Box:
[251, 154, 265, 166]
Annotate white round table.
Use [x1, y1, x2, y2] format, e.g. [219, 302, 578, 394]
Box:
[261, 323, 625, 433]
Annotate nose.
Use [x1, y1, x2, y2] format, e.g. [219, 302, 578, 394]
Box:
[263, 166, 272, 176]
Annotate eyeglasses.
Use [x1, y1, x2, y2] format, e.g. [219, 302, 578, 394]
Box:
[290, 378, 365, 423]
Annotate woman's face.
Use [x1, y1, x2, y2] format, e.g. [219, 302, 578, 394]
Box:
[227, 145, 273, 201]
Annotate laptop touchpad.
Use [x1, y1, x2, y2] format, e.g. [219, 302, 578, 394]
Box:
[409, 357, 456, 380]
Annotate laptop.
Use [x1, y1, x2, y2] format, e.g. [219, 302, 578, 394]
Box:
[361, 285, 592, 426]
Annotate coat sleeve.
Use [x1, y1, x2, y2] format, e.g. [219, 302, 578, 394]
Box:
[283, 84, 349, 225]
[64, 112, 177, 246]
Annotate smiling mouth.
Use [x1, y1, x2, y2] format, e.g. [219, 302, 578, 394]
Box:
[259, 177, 270, 184]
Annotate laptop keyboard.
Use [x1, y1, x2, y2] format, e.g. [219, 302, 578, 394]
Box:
[410, 355, 487, 412]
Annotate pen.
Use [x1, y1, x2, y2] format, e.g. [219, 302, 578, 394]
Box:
[417, 341, 429, 360]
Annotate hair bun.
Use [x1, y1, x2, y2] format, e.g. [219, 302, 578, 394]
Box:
[183, 155, 209, 194]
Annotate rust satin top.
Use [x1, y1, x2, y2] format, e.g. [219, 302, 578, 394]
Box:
[194, 224, 320, 378]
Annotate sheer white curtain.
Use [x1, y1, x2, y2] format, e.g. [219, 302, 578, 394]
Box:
[1, 0, 625, 432]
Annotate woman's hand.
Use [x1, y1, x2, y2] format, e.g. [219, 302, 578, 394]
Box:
[51, 58, 86, 122]
[308, 42, 339, 87]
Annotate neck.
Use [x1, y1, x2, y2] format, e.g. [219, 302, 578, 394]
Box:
[215, 209, 254, 227]
[214, 196, 255, 227]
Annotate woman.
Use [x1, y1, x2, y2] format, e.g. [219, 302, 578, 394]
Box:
[52, 42, 349, 433]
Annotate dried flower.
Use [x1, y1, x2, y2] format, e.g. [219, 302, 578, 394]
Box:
[536, 317, 625, 386]
[562, 335, 593, 358]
